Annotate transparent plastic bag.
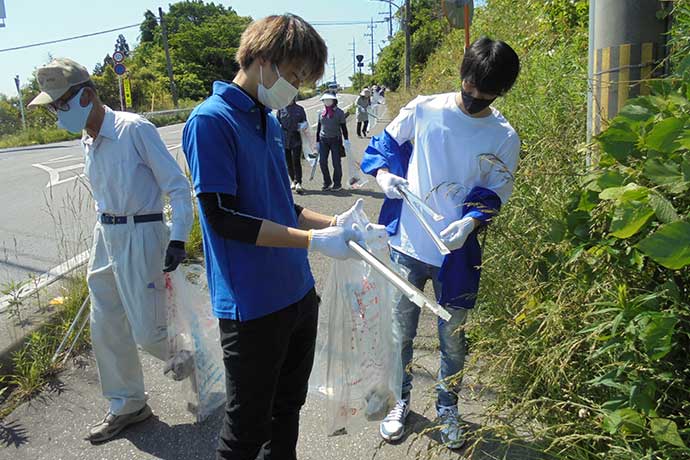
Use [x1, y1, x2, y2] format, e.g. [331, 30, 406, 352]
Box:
[343, 141, 369, 190]
[165, 264, 226, 422]
[310, 210, 403, 435]
[299, 122, 319, 181]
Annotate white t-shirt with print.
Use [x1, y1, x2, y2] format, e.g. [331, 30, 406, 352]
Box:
[387, 93, 521, 268]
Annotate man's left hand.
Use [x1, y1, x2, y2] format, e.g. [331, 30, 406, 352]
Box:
[164, 241, 187, 272]
[440, 217, 478, 251]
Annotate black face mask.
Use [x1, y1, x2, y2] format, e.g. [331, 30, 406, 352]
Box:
[461, 89, 496, 115]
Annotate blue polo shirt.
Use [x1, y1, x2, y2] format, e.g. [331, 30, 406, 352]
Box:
[182, 81, 314, 321]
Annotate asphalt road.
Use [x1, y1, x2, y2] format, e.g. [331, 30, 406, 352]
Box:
[0, 94, 356, 289]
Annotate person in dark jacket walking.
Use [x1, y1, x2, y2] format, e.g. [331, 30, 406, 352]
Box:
[278, 98, 307, 194]
[316, 92, 349, 191]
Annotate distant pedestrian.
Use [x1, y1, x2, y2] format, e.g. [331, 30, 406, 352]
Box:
[356, 88, 371, 138]
[278, 97, 307, 194]
[316, 92, 349, 191]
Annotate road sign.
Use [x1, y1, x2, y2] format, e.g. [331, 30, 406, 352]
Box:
[114, 63, 127, 76]
[357, 62, 364, 68]
[441, 0, 474, 29]
[123, 78, 132, 108]
[356, 54, 364, 63]
[113, 51, 125, 63]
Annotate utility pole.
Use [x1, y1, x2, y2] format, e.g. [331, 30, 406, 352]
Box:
[405, 0, 411, 89]
[13, 75, 26, 130]
[365, 18, 376, 70]
[388, 1, 393, 38]
[349, 38, 356, 78]
[332, 56, 337, 84]
[159, 7, 179, 108]
[587, 0, 668, 143]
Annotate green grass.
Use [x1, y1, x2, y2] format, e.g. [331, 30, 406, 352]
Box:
[0, 128, 80, 149]
[0, 276, 90, 416]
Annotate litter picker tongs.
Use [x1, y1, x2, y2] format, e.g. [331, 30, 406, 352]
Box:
[396, 185, 451, 256]
[348, 241, 452, 321]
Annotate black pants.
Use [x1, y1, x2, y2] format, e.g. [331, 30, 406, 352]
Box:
[216, 289, 318, 460]
[318, 137, 343, 188]
[284, 146, 302, 184]
[357, 121, 369, 137]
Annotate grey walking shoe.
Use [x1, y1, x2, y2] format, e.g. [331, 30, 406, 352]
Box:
[437, 405, 466, 449]
[85, 404, 153, 443]
[379, 396, 410, 442]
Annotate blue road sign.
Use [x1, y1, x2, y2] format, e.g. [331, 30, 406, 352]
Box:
[114, 63, 127, 76]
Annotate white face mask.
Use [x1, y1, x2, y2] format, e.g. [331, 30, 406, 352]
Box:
[257, 63, 299, 110]
[323, 100, 334, 107]
[57, 88, 93, 134]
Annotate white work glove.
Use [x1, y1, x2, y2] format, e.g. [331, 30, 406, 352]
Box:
[309, 225, 363, 260]
[439, 217, 478, 251]
[334, 198, 364, 228]
[376, 171, 408, 199]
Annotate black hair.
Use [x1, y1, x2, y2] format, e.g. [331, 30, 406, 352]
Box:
[460, 37, 520, 96]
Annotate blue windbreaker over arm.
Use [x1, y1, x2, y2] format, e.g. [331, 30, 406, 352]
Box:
[360, 130, 413, 235]
[437, 186, 502, 309]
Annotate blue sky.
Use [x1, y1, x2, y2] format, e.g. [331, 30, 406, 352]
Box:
[0, 0, 406, 97]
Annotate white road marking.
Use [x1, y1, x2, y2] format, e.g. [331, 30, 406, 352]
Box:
[32, 161, 86, 188]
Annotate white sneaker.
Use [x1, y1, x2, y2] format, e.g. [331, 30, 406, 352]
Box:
[437, 405, 465, 449]
[379, 397, 410, 442]
[290, 181, 296, 190]
[294, 183, 304, 194]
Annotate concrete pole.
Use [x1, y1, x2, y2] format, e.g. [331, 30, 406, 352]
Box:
[159, 7, 179, 109]
[404, 0, 411, 89]
[587, 0, 667, 141]
[14, 75, 26, 130]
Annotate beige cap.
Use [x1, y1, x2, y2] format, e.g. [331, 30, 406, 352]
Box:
[28, 58, 91, 107]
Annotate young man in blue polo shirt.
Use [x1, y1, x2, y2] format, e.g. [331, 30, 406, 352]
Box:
[182, 14, 363, 460]
[362, 37, 521, 449]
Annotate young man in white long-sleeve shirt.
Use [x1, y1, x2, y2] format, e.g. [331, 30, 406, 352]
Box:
[28, 58, 194, 443]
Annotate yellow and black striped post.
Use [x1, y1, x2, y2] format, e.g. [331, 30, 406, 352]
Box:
[587, 1, 668, 140]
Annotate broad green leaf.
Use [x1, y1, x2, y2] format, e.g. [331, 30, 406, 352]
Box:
[678, 133, 690, 151]
[651, 418, 686, 448]
[598, 171, 627, 189]
[597, 123, 642, 163]
[566, 211, 590, 240]
[648, 192, 680, 223]
[645, 117, 684, 153]
[682, 155, 690, 182]
[642, 158, 688, 194]
[629, 382, 657, 415]
[577, 190, 600, 211]
[637, 221, 690, 269]
[609, 201, 654, 238]
[635, 312, 678, 360]
[599, 183, 649, 202]
[602, 408, 645, 435]
[618, 103, 654, 122]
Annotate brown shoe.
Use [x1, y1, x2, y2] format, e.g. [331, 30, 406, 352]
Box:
[85, 404, 153, 443]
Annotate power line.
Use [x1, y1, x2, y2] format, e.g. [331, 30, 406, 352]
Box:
[0, 23, 141, 53]
[0, 19, 387, 54]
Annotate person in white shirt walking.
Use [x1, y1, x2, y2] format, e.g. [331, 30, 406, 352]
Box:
[361, 37, 521, 449]
[28, 58, 194, 443]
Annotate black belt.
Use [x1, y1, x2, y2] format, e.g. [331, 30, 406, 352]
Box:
[100, 213, 164, 225]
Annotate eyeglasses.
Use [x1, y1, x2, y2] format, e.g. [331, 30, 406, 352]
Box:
[47, 84, 88, 114]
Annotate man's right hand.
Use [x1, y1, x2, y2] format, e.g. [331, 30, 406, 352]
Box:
[376, 170, 409, 199]
[308, 225, 363, 260]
